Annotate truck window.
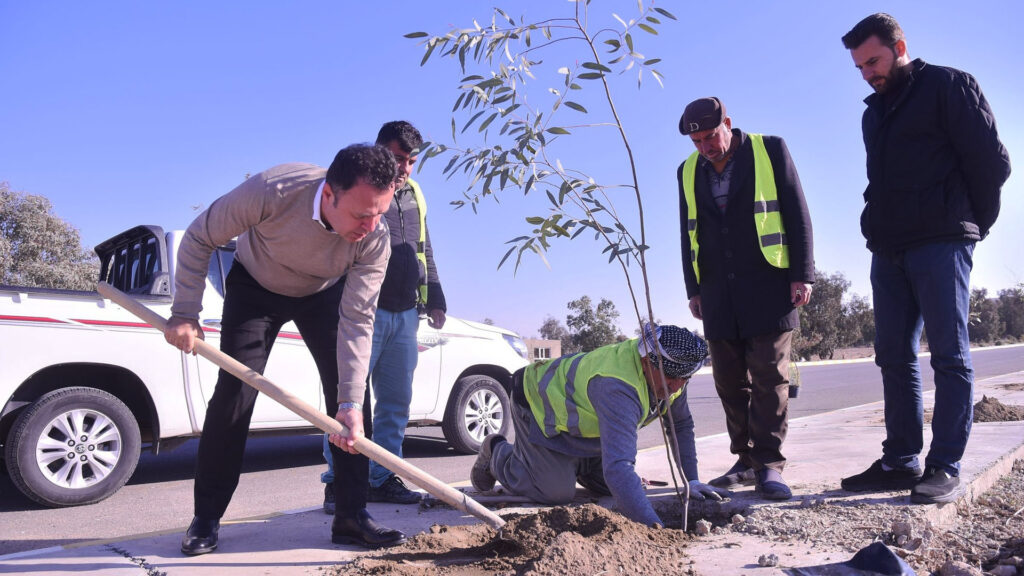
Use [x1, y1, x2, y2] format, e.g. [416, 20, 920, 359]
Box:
[206, 246, 236, 299]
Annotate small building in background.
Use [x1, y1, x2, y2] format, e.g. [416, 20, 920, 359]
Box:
[524, 338, 561, 363]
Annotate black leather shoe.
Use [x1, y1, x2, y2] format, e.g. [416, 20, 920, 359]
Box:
[181, 516, 219, 556]
[332, 509, 407, 549]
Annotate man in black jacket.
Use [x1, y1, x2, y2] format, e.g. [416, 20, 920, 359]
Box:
[839, 13, 1011, 504]
[677, 97, 815, 501]
[321, 121, 448, 507]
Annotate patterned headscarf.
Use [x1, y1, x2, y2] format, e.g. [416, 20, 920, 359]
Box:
[638, 323, 708, 379]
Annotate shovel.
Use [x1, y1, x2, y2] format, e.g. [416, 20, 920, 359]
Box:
[96, 282, 505, 530]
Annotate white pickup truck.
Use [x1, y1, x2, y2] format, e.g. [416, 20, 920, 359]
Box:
[0, 225, 528, 508]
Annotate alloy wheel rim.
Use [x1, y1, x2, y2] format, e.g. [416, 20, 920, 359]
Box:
[463, 389, 504, 443]
[35, 408, 123, 489]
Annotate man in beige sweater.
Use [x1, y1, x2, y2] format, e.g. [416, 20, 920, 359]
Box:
[164, 144, 406, 554]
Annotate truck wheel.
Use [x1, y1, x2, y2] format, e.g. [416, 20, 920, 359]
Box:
[442, 375, 511, 454]
[4, 387, 141, 507]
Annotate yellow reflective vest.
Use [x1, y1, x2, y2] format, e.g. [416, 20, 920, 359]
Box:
[681, 134, 789, 284]
[523, 340, 682, 438]
[407, 178, 429, 305]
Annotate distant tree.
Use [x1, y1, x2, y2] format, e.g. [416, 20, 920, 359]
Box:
[633, 318, 662, 337]
[998, 284, 1024, 340]
[482, 317, 495, 325]
[0, 182, 97, 290]
[565, 295, 623, 353]
[969, 288, 1003, 343]
[538, 315, 573, 354]
[842, 294, 875, 348]
[793, 269, 849, 360]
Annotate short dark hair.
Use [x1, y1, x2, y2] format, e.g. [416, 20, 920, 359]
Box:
[375, 120, 423, 154]
[841, 13, 904, 50]
[326, 144, 396, 193]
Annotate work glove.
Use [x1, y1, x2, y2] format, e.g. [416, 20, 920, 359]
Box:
[688, 480, 729, 501]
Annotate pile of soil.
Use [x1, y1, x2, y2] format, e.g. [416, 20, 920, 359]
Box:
[331, 459, 1024, 575]
[330, 503, 694, 575]
[974, 395, 1024, 422]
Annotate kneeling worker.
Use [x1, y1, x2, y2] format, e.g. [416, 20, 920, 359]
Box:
[471, 323, 727, 527]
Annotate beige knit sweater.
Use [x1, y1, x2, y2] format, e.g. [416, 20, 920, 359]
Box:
[171, 163, 390, 403]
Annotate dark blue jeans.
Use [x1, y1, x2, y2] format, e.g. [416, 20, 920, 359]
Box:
[871, 240, 975, 476]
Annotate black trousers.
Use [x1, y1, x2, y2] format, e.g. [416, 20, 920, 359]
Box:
[193, 263, 369, 519]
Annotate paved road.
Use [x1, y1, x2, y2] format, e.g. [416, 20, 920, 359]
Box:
[1, 345, 1021, 555]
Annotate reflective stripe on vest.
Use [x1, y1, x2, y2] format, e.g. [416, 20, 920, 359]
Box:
[522, 340, 681, 438]
[408, 178, 429, 305]
[681, 133, 789, 284]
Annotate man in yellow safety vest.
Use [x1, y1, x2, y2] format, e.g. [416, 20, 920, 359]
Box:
[677, 97, 815, 500]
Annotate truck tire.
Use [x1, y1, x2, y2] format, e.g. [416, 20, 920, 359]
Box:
[441, 375, 511, 454]
[4, 387, 141, 507]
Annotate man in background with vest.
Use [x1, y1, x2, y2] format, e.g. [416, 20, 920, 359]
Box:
[321, 121, 448, 509]
[470, 323, 729, 528]
[839, 14, 1010, 504]
[677, 97, 815, 501]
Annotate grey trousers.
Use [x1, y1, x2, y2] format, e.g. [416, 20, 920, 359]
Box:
[490, 400, 582, 504]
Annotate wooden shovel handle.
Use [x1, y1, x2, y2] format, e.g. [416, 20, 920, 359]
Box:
[96, 282, 505, 530]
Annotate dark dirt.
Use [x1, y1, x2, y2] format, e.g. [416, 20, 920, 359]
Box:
[974, 395, 1024, 422]
[329, 460, 1024, 575]
[330, 504, 694, 575]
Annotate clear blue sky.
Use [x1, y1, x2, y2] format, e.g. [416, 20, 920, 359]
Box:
[2, 1, 1021, 338]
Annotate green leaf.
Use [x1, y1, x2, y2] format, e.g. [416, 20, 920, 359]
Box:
[526, 216, 544, 225]
[524, 174, 536, 195]
[477, 77, 504, 89]
[420, 40, 438, 66]
[479, 112, 499, 132]
[495, 7, 516, 26]
[654, 7, 678, 20]
[643, 58, 662, 65]
[404, 32, 429, 39]
[498, 245, 517, 270]
[651, 68, 664, 88]
[564, 101, 587, 113]
[550, 223, 570, 237]
[546, 190, 558, 208]
[582, 62, 612, 73]
[546, 127, 571, 135]
[462, 110, 486, 133]
[645, 16, 661, 25]
[577, 72, 604, 80]
[638, 23, 657, 35]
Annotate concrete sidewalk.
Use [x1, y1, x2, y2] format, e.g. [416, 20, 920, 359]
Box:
[3, 371, 1023, 575]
